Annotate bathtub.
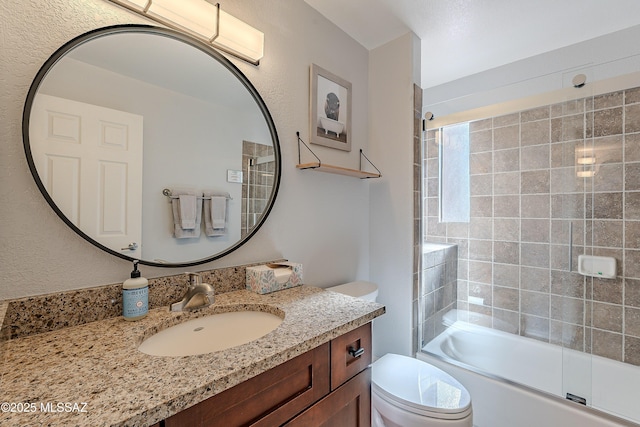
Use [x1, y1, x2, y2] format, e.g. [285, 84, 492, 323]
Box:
[319, 116, 344, 137]
[419, 320, 640, 427]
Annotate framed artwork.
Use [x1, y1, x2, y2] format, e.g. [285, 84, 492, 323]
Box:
[309, 64, 352, 151]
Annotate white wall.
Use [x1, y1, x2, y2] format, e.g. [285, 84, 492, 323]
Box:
[369, 32, 421, 358]
[424, 24, 640, 117]
[0, 0, 371, 299]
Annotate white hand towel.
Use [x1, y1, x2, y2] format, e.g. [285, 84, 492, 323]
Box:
[171, 190, 202, 239]
[211, 196, 227, 230]
[178, 194, 197, 230]
[203, 191, 228, 237]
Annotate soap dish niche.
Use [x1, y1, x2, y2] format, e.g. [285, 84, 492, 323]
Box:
[577, 255, 616, 279]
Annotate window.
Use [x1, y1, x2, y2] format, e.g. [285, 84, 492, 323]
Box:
[439, 123, 470, 222]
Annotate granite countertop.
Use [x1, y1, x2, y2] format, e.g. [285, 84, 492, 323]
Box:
[0, 285, 384, 427]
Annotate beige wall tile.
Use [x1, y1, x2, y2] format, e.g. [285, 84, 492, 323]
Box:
[468, 240, 492, 262]
[521, 219, 550, 243]
[493, 286, 519, 311]
[625, 133, 640, 162]
[521, 119, 551, 146]
[588, 107, 624, 138]
[522, 194, 551, 218]
[626, 278, 640, 307]
[494, 171, 520, 195]
[592, 329, 623, 361]
[624, 335, 640, 366]
[470, 151, 493, 174]
[521, 242, 550, 268]
[470, 129, 493, 153]
[493, 125, 519, 150]
[592, 302, 623, 332]
[521, 266, 550, 292]
[494, 218, 520, 241]
[625, 307, 640, 337]
[625, 104, 640, 134]
[520, 170, 550, 194]
[494, 148, 520, 172]
[494, 241, 520, 265]
[494, 195, 520, 218]
[493, 263, 520, 288]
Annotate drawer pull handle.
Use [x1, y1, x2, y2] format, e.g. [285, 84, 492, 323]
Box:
[348, 347, 365, 358]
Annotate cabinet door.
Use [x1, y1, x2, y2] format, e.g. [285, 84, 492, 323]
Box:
[164, 343, 330, 427]
[284, 369, 371, 427]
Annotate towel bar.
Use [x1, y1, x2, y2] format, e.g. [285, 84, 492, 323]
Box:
[162, 189, 232, 200]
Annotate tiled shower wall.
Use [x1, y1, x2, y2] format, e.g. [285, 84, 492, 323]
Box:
[241, 141, 275, 237]
[412, 84, 422, 355]
[423, 85, 640, 366]
[420, 244, 458, 346]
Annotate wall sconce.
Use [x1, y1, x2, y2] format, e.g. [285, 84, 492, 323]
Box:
[108, 0, 264, 65]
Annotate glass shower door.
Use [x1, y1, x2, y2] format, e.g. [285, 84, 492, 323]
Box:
[555, 71, 594, 410]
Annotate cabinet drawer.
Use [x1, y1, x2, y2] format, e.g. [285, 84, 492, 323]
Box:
[164, 342, 330, 427]
[330, 323, 371, 390]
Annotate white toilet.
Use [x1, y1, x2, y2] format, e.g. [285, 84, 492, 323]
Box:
[327, 281, 473, 427]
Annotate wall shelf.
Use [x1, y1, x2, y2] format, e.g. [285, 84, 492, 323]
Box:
[296, 132, 381, 179]
[296, 162, 381, 179]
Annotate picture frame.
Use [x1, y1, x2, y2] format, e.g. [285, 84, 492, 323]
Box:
[309, 64, 352, 151]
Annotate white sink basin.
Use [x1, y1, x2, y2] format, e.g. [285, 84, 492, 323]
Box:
[138, 310, 283, 357]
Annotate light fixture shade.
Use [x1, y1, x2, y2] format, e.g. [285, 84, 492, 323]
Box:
[107, 0, 264, 64]
[147, 0, 218, 40]
[215, 9, 264, 62]
[114, 0, 149, 9]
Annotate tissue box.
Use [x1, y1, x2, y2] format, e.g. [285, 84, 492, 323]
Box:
[246, 262, 303, 294]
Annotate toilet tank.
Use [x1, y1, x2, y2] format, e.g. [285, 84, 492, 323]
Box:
[326, 281, 378, 302]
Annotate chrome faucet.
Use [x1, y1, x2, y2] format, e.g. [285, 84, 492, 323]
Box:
[171, 272, 215, 312]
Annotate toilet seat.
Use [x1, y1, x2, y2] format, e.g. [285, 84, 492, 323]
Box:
[372, 353, 472, 420]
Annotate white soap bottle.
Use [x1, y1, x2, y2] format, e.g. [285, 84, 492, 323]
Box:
[122, 260, 148, 321]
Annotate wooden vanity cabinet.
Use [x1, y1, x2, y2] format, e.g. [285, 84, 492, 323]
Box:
[162, 322, 371, 427]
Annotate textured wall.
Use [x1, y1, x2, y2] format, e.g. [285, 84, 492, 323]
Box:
[369, 33, 419, 358]
[1, 0, 372, 299]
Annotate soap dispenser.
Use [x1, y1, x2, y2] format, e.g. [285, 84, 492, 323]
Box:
[122, 260, 148, 321]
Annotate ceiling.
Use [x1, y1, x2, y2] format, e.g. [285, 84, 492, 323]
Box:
[304, 0, 640, 88]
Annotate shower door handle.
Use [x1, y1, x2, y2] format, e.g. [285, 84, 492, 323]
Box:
[568, 222, 573, 272]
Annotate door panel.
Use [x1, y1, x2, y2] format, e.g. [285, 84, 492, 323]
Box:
[30, 94, 143, 258]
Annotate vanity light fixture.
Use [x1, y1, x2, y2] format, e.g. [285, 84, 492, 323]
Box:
[107, 0, 264, 65]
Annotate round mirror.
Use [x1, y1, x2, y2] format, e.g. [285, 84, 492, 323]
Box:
[23, 25, 280, 267]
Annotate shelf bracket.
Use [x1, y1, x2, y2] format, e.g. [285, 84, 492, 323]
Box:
[297, 131, 321, 166]
[359, 149, 381, 179]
